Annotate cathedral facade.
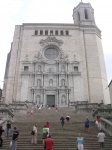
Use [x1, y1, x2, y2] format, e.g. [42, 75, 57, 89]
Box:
[3, 2, 110, 106]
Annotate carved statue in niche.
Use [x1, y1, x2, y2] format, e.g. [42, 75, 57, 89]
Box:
[74, 54, 77, 61]
[49, 68, 52, 72]
[49, 79, 53, 87]
[36, 95, 42, 104]
[38, 65, 41, 72]
[61, 65, 65, 72]
[37, 79, 41, 87]
[61, 79, 65, 86]
[61, 95, 66, 105]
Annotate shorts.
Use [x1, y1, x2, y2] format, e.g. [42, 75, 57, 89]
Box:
[99, 142, 104, 148]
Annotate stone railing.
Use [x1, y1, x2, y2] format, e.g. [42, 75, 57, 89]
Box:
[25, 100, 35, 106]
[92, 108, 112, 119]
[69, 101, 104, 112]
[92, 108, 112, 136]
[100, 117, 112, 136]
[0, 103, 9, 109]
[0, 108, 14, 128]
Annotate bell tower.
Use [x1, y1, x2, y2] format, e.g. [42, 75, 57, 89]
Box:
[73, 2, 96, 26]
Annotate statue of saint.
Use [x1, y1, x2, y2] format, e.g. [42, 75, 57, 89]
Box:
[37, 79, 41, 86]
[38, 65, 41, 72]
[61, 95, 66, 105]
[61, 79, 65, 86]
[61, 65, 65, 72]
[49, 79, 53, 87]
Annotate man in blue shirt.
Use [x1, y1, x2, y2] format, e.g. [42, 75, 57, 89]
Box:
[84, 117, 89, 132]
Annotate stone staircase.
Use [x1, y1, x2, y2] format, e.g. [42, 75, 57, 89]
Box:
[1, 107, 112, 150]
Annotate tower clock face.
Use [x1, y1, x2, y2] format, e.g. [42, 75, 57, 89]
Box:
[44, 47, 59, 60]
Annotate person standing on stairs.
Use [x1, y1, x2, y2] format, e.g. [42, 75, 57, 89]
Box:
[6, 120, 11, 137]
[11, 127, 19, 150]
[84, 117, 89, 132]
[42, 125, 48, 141]
[31, 123, 37, 144]
[45, 122, 50, 136]
[60, 115, 65, 129]
[0, 126, 5, 147]
[66, 114, 70, 122]
[43, 134, 54, 150]
[96, 115, 102, 131]
[97, 130, 106, 150]
[76, 133, 84, 150]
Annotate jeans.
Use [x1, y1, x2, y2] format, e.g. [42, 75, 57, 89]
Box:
[78, 144, 84, 150]
[11, 140, 17, 150]
[61, 122, 64, 127]
[6, 128, 11, 137]
[99, 142, 104, 148]
[31, 134, 37, 144]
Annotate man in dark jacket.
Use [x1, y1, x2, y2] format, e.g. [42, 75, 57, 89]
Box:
[60, 115, 65, 129]
[11, 127, 19, 150]
[0, 126, 5, 147]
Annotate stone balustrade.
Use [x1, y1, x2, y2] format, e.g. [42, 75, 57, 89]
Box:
[69, 101, 104, 112]
[100, 117, 112, 136]
[92, 108, 112, 119]
[0, 108, 14, 128]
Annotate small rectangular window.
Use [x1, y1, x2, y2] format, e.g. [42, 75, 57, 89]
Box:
[60, 30, 63, 35]
[55, 30, 58, 35]
[50, 30, 53, 35]
[74, 66, 78, 72]
[35, 30, 38, 35]
[40, 30, 43, 35]
[45, 30, 48, 35]
[24, 66, 29, 71]
[66, 30, 69, 35]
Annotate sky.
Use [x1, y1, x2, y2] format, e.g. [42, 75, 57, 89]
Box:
[0, 0, 112, 88]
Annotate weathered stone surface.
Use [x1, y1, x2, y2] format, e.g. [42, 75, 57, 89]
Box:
[3, 2, 110, 106]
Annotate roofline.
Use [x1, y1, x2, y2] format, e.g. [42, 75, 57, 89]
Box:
[19, 23, 101, 33]
[22, 23, 74, 26]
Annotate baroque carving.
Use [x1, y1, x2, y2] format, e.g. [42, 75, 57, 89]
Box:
[61, 95, 67, 105]
[40, 36, 63, 47]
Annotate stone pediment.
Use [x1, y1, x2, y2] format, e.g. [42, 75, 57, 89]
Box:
[40, 36, 63, 47]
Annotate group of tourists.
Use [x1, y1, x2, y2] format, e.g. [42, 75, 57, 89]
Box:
[0, 120, 11, 147]
[0, 110, 106, 150]
[31, 121, 54, 150]
[0, 121, 19, 150]
[82, 115, 105, 150]
[30, 108, 105, 150]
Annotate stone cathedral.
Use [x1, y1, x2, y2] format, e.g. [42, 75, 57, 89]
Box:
[3, 2, 110, 107]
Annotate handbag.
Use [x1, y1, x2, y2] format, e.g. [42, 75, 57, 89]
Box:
[31, 130, 35, 135]
[10, 141, 12, 147]
[95, 120, 98, 125]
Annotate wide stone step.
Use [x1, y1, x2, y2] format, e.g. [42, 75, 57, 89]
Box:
[2, 108, 112, 150]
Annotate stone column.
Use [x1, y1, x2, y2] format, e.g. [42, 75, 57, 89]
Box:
[43, 90, 46, 106]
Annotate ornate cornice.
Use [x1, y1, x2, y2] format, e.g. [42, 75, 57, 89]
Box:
[39, 36, 63, 47]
